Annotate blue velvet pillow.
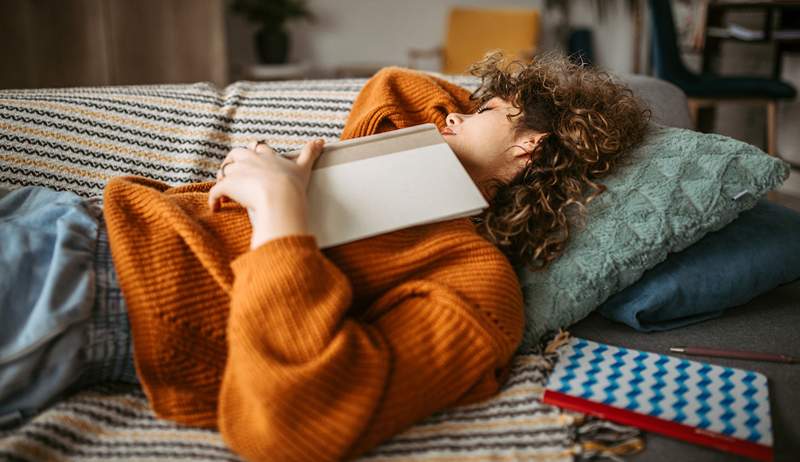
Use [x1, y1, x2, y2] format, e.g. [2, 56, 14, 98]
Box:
[598, 200, 800, 331]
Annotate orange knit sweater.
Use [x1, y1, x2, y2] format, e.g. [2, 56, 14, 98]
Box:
[103, 68, 525, 462]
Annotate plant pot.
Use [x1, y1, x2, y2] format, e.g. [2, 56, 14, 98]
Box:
[255, 27, 289, 64]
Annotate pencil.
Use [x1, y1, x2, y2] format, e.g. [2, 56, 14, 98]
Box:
[669, 346, 797, 364]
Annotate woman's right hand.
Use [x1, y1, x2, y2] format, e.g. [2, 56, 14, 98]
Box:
[208, 139, 325, 249]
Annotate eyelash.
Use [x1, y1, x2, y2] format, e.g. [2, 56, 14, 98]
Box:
[476, 105, 491, 114]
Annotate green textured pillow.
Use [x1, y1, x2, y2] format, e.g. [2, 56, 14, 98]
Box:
[515, 124, 790, 352]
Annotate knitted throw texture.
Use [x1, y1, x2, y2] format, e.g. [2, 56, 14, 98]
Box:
[102, 68, 526, 462]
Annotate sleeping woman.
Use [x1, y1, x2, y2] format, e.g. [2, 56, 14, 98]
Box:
[0, 51, 648, 461]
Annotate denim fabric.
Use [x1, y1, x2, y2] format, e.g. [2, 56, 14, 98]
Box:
[598, 200, 800, 331]
[0, 186, 99, 424]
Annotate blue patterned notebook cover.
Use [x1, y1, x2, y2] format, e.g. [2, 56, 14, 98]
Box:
[545, 337, 772, 447]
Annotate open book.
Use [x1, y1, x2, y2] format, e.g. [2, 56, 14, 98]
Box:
[251, 124, 488, 248]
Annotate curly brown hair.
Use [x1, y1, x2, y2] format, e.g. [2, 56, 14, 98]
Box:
[468, 51, 650, 271]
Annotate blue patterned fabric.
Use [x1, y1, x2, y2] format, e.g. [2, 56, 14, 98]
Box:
[598, 200, 800, 331]
[79, 202, 138, 386]
[545, 337, 772, 447]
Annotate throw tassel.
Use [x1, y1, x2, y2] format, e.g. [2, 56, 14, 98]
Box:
[580, 438, 645, 461]
[545, 329, 571, 354]
[575, 416, 645, 461]
[538, 334, 647, 461]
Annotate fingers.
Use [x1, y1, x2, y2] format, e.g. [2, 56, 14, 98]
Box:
[218, 147, 253, 172]
[223, 143, 273, 166]
[296, 139, 325, 169]
[208, 178, 227, 212]
[249, 140, 276, 156]
[215, 146, 264, 181]
[230, 147, 259, 161]
[210, 139, 324, 212]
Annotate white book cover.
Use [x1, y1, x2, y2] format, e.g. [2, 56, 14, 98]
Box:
[252, 123, 489, 248]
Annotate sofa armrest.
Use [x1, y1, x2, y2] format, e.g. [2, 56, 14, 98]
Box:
[620, 74, 692, 129]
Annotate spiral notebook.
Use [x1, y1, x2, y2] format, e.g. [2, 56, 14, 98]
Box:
[249, 124, 488, 248]
[543, 337, 773, 461]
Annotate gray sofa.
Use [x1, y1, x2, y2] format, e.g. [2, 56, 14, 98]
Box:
[578, 75, 800, 462]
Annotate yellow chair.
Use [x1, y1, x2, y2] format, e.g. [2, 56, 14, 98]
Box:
[408, 7, 540, 75]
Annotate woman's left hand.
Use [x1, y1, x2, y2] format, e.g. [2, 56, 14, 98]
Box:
[209, 139, 325, 249]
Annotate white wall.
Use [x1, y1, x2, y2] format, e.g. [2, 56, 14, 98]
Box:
[229, 0, 639, 76]
[289, 0, 635, 73]
[227, 0, 799, 196]
[289, 0, 548, 73]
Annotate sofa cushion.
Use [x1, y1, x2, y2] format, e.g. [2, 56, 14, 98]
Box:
[597, 199, 800, 331]
[515, 124, 789, 351]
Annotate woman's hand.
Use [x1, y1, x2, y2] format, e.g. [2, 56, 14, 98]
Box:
[209, 139, 325, 250]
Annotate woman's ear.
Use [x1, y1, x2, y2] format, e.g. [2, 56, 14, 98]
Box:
[514, 132, 548, 159]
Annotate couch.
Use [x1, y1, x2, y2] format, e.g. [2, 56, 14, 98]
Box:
[0, 71, 796, 461]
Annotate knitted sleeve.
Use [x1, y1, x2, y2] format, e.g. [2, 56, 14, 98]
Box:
[339, 66, 473, 139]
[218, 234, 523, 462]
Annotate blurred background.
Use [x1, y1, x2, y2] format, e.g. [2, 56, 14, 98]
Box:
[1, 0, 798, 201]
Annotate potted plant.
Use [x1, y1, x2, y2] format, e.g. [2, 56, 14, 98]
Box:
[231, 0, 315, 64]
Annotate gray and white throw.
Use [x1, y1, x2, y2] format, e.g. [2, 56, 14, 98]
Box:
[0, 77, 640, 461]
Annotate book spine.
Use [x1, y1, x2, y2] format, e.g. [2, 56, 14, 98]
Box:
[542, 390, 773, 462]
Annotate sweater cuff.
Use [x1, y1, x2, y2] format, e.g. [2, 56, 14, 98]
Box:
[232, 234, 317, 268]
[229, 234, 323, 310]
[228, 233, 352, 363]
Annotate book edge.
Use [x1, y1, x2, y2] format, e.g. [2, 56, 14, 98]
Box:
[565, 337, 771, 383]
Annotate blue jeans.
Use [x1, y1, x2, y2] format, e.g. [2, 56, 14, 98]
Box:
[0, 186, 136, 428]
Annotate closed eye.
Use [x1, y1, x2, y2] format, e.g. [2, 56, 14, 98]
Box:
[476, 105, 491, 114]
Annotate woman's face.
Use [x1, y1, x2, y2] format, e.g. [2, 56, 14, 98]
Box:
[442, 97, 545, 188]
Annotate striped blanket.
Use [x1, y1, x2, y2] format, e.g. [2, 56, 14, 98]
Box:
[0, 76, 636, 461]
